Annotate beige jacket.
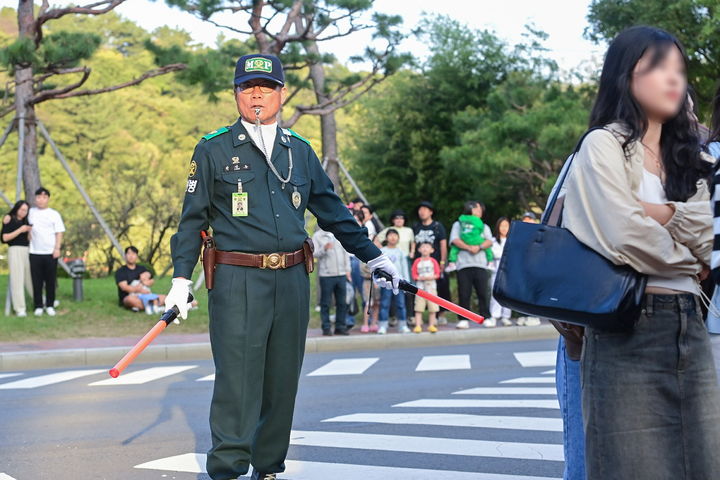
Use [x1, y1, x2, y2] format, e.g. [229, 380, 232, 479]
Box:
[561, 122, 713, 278]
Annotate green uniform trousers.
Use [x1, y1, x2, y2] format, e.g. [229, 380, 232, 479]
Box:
[206, 262, 310, 479]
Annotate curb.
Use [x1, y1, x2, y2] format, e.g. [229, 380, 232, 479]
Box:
[0, 324, 558, 372]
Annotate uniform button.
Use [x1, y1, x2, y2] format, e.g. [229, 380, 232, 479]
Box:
[271, 190, 275, 194]
[276, 214, 280, 218]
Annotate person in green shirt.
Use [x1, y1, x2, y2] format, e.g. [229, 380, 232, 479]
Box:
[446, 204, 493, 273]
[163, 54, 400, 480]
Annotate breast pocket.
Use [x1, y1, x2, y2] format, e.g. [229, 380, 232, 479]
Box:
[220, 171, 256, 191]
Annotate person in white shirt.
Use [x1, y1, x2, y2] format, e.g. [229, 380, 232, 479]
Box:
[28, 187, 65, 317]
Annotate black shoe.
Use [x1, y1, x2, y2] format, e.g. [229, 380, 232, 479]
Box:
[322, 330, 332, 336]
[251, 472, 278, 480]
[334, 329, 350, 336]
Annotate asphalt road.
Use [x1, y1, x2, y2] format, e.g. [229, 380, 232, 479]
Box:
[2, 336, 717, 479]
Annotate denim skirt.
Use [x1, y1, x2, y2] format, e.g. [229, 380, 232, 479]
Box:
[582, 294, 720, 479]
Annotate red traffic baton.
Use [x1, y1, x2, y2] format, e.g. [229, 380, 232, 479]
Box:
[109, 293, 194, 378]
[373, 271, 484, 325]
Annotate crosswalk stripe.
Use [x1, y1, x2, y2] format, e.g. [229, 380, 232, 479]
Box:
[394, 399, 560, 409]
[453, 387, 557, 395]
[513, 351, 556, 367]
[0, 373, 22, 381]
[415, 354, 471, 371]
[89, 366, 196, 386]
[501, 377, 556, 384]
[322, 413, 563, 432]
[542, 369, 556, 375]
[197, 374, 215, 382]
[134, 454, 561, 479]
[307, 358, 379, 376]
[289, 429, 563, 461]
[0, 369, 104, 389]
[0, 473, 18, 479]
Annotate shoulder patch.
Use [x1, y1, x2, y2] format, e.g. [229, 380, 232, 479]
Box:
[283, 128, 311, 146]
[201, 126, 229, 142]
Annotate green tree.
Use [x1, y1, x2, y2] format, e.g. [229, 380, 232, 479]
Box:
[586, 0, 720, 118]
[0, 0, 186, 203]
[348, 16, 586, 225]
[152, 0, 408, 188]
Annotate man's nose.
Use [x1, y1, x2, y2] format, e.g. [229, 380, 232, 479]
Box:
[251, 87, 264, 99]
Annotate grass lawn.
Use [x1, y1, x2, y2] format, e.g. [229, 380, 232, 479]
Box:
[0, 270, 468, 343]
[0, 272, 326, 343]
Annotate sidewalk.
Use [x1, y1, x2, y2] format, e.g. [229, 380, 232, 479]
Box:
[0, 320, 559, 371]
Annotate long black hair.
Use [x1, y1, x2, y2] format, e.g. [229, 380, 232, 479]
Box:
[709, 83, 720, 146]
[7, 200, 29, 222]
[589, 25, 711, 202]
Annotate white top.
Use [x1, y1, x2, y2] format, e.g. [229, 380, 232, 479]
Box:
[241, 119, 277, 159]
[637, 169, 697, 294]
[364, 220, 377, 240]
[28, 207, 65, 255]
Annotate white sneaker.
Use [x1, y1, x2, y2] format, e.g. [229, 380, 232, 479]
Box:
[516, 316, 527, 326]
[16, 309, 27, 317]
[501, 317, 513, 327]
[153, 304, 165, 314]
[524, 317, 541, 326]
[456, 320, 469, 329]
[484, 318, 497, 328]
[399, 325, 411, 334]
[53, 300, 60, 308]
[145, 304, 154, 315]
[377, 325, 387, 335]
[45, 307, 56, 317]
[34, 308, 43, 316]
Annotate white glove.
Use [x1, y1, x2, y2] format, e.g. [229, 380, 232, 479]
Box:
[165, 278, 193, 323]
[368, 254, 400, 294]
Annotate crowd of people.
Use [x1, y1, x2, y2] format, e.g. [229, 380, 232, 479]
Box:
[312, 197, 544, 335]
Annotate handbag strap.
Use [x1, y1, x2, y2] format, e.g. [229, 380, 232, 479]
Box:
[542, 126, 606, 226]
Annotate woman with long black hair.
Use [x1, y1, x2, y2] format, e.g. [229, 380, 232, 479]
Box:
[1, 200, 33, 316]
[562, 26, 720, 478]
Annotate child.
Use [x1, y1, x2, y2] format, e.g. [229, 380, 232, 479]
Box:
[411, 241, 441, 333]
[378, 229, 411, 334]
[446, 213, 493, 272]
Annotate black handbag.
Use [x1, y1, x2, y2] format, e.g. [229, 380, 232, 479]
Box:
[492, 128, 648, 332]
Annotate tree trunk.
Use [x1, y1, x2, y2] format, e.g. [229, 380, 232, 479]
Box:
[15, 0, 40, 203]
[304, 41, 341, 189]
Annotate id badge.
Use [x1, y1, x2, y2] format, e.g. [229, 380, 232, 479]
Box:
[232, 192, 248, 217]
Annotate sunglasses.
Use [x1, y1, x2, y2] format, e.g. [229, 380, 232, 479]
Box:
[236, 82, 280, 95]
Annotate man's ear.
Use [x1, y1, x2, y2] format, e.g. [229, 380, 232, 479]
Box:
[280, 86, 288, 104]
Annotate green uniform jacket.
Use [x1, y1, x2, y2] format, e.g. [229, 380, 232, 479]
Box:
[171, 118, 381, 279]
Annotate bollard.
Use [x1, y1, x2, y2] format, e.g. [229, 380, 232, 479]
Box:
[67, 258, 86, 302]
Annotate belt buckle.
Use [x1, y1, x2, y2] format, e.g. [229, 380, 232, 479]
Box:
[262, 253, 285, 270]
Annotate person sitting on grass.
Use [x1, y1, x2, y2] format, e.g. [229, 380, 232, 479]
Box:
[115, 246, 166, 315]
[411, 241, 441, 333]
[446, 206, 493, 273]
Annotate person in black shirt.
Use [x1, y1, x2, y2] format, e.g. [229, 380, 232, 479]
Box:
[2, 200, 32, 316]
[115, 246, 165, 312]
[412, 201, 451, 324]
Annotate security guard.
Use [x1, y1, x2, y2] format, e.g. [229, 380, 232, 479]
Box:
[164, 54, 400, 480]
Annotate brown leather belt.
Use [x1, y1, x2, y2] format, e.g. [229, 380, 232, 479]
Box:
[215, 248, 306, 270]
